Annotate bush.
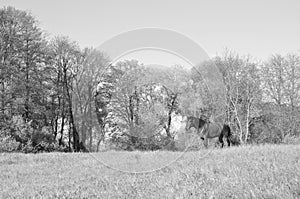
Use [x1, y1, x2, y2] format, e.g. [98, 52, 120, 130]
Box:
[283, 134, 300, 145]
[10, 116, 34, 144]
[19, 140, 69, 153]
[0, 135, 20, 152]
[1, 116, 68, 153]
[230, 135, 241, 146]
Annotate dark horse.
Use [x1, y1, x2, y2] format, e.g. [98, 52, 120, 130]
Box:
[185, 116, 232, 148]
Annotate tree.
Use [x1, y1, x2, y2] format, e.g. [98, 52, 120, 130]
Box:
[73, 48, 110, 151]
[145, 65, 189, 140]
[261, 53, 300, 140]
[0, 6, 48, 125]
[49, 36, 82, 152]
[0, 6, 54, 151]
[104, 62, 190, 150]
[184, 60, 226, 120]
[261, 54, 286, 105]
[108, 60, 147, 149]
[215, 51, 261, 144]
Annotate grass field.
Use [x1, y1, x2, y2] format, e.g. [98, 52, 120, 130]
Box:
[0, 145, 300, 199]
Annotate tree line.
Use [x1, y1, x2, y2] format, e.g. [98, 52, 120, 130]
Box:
[1, 6, 300, 153]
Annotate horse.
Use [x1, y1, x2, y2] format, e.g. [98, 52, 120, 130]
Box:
[185, 116, 232, 148]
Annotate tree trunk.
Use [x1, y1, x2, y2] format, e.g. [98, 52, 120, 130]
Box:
[231, 97, 243, 144]
[24, 59, 30, 122]
[134, 87, 139, 125]
[165, 94, 177, 139]
[0, 56, 5, 117]
[59, 107, 65, 146]
[1, 81, 5, 117]
[81, 120, 87, 146]
[129, 95, 134, 125]
[64, 68, 80, 152]
[87, 86, 93, 150]
[89, 125, 93, 151]
[96, 127, 104, 152]
[244, 102, 251, 143]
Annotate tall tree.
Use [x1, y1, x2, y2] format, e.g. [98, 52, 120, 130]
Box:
[0, 6, 50, 140]
[261, 53, 300, 139]
[215, 51, 261, 144]
[73, 48, 110, 151]
[49, 36, 82, 151]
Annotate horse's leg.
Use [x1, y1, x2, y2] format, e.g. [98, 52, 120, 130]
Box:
[224, 124, 231, 147]
[214, 141, 219, 148]
[219, 134, 224, 148]
[204, 136, 209, 148]
[227, 137, 231, 147]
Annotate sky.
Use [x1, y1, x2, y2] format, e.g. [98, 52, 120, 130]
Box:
[1, 0, 300, 66]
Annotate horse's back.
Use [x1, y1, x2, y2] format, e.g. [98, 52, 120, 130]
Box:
[206, 123, 223, 138]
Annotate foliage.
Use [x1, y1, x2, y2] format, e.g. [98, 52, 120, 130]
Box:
[0, 135, 19, 152]
[282, 134, 300, 145]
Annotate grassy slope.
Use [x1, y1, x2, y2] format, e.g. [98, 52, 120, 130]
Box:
[0, 145, 299, 199]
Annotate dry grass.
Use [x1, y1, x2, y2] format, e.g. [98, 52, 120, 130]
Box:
[0, 144, 300, 198]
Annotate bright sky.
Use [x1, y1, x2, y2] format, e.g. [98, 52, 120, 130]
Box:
[1, 0, 300, 65]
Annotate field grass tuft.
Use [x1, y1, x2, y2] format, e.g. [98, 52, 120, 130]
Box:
[0, 144, 299, 198]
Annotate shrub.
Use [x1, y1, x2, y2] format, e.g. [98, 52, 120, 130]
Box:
[0, 135, 20, 152]
[10, 116, 34, 144]
[20, 140, 69, 153]
[1, 116, 67, 153]
[282, 134, 300, 145]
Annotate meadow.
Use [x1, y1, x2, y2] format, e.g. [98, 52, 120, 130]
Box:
[0, 144, 300, 199]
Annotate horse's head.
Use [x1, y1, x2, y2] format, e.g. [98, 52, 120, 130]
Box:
[185, 116, 195, 131]
[185, 116, 207, 133]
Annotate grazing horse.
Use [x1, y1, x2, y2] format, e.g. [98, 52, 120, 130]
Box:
[185, 116, 231, 148]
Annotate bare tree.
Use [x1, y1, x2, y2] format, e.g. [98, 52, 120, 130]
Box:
[215, 51, 261, 144]
[49, 36, 82, 151]
[261, 53, 300, 139]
